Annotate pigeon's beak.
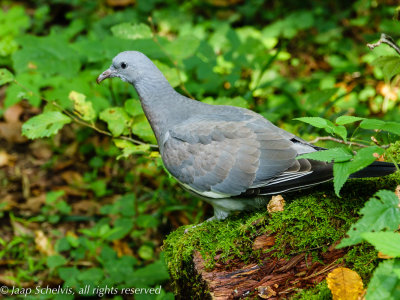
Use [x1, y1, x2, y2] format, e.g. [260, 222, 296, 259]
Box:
[96, 69, 114, 84]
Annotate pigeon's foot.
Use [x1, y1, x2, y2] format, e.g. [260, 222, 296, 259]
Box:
[184, 216, 218, 234]
[183, 207, 231, 234]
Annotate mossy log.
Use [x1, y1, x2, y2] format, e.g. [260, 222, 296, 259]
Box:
[163, 143, 400, 299]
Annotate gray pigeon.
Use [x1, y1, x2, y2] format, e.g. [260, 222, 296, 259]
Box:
[97, 51, 396, 220]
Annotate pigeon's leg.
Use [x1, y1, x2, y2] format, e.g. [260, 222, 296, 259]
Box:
[184, 206, 231, 233]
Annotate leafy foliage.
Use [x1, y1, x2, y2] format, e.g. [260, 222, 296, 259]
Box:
[336, 190, 400, 299]
[1, 0, 400, 298]
[21, 111, 72, 139]
[297, 114, 400, 195]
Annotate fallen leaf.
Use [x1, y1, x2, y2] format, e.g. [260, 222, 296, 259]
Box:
[29, 140, 53, 160]
[326, 267, 364, 300]
[252, 234, 275, 250]
[4, 104, 23, 123]
[267, 195, 285, 213]
[0, 122, 26, 143]
[61, 170, 83, 185]
[257, 285, 276, 299]
[21, 194, 46, 213]
[113, 240, 134, 257]
[395, 185, 400, 201]
[0, 150, 15, 167]
[35, 230, 55, 256]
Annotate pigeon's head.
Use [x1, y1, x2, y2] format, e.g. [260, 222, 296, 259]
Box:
[97, 51, 154, 84]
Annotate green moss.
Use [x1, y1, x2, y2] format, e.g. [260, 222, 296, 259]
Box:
[291, 282, 332, 300]
[344, 243, 378, 282]
[163, 142, 400, 297]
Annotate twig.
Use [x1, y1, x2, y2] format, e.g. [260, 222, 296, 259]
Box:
[367, 33, 400, 55]
[148, 17, 195, 99]
[308, 136, 369, 148]
[14, 80, 158, 148]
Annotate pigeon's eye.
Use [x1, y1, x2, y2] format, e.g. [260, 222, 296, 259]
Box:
[120, 62, 127, 69]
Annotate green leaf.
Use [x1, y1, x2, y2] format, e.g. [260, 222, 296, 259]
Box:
[69, 91, 96, 121]
[332, 146, 385, 196]
[129, 258, 170, 286]
[372, 55, 400, 81]
[138, 245, 154, 260]
[131, 116, 157, 143]
[347, 146, 385, 174]
[13, 35, 81, 78]
[333, 125, 347, 141]
[99, 107, 130, 137]
[294, 117, 333, 128]
[335, 116, 365, 125]
[383, 122, 400, 136]
[124, 99, 143, 117]
[113, 139, 150, 159]
[333, 162, 350, 197]
[360, 118, 386, 130]
[153, 60, 181, 87]
[338, 190, 400, 248]
[304, 88, 338, 110]
[165, 35, 200, 60]
[47, 255, 67, 268]
[111, 22, 153, 40]
[297, 147, 353, 163]
[362, 232, 400, 257]
[366, 260, 400, 300]
[202, 96, 249, 108]
[0, 68, 14, 86]
[22, 111, 71, 139]
[360, 119, 400, 135]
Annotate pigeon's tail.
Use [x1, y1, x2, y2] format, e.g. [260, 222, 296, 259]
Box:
[245, 160, 398, 196]
[349, 161, 398, 178]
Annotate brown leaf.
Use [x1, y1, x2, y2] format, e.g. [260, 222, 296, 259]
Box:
[61, 170, 83, 185]
[21, 194, 46, 213]
[35, 230, 55, 256]
[0, 150, 15, 167]
[257, 285, 277, 299]
[253, 234, 275, 251]
[29, 140, 53, 160]
[4, 104, 23, 123]
[112, 240, 134, 257]
[267, 195, 285, 213]
[326, 267, 364, 300]
[0, 122, 26, 143]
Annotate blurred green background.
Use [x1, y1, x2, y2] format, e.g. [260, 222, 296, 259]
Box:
[0, 0, 399, 299]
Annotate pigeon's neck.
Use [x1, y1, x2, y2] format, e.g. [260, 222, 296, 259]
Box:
[133, 75, 195, 144]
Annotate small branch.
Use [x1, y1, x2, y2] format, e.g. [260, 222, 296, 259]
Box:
[14, 80, 158, 149]
[148, 17, 195, 99]
[367, 33, 400, 55]
[308, 136, 369, 148]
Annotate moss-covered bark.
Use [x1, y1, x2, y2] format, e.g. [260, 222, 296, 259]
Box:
[163, 142, 400, 299]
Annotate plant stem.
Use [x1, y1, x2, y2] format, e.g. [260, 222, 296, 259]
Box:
[14, 80, 158, 148]
[367, 33, 400, 55]
[308, 136, 369, 148]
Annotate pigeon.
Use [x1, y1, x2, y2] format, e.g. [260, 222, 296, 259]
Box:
[97, 51, 397, 221]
